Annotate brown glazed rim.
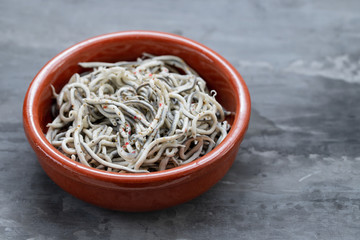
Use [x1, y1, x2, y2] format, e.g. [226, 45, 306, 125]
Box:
[23, 31, 251, 183]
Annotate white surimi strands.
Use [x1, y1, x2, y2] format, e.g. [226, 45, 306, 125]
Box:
[46, 54, 231, 173]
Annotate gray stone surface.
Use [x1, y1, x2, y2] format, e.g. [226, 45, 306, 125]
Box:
[1, 0, 360, 239]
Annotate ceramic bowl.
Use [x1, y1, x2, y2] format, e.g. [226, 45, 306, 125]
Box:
[23, 31, 251, 211]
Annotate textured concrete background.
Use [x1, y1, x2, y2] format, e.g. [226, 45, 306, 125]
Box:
[1, 0, 360, 239]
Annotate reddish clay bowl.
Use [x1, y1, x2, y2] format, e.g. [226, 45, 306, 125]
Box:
[23, 31, 251, 211]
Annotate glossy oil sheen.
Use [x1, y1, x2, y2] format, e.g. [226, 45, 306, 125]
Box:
[23, 31, 251, 211]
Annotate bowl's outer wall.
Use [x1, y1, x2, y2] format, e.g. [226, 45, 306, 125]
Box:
[23, 31, 250, 211]
[28, 135, 242, 211]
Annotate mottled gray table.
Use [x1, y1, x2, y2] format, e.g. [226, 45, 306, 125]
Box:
[1, 0, 360, 239]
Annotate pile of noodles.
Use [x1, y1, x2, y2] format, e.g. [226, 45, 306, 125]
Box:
[46, 54, 230, 173]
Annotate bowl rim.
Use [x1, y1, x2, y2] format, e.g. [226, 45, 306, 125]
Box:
[23, 30, 251, 183]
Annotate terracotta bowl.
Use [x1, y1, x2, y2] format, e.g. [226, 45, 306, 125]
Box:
[23, 31, 251, 211]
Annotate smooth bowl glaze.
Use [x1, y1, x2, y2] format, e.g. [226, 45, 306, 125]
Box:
[23, 31, 251, 211]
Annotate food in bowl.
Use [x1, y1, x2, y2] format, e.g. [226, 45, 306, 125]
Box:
[23, 31, 251, 211]
[46, 54, 230, 173]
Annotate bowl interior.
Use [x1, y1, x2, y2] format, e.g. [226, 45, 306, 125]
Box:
[37, 34, 239, 136]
